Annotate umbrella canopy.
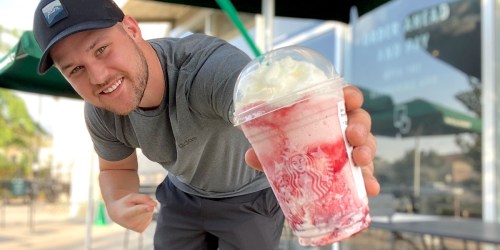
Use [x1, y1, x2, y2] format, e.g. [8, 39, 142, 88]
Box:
[372, 98, 481, 138]
[151, 0, 391, 23]
[359, 87, 394, 114]
[0, 31, 79, 99]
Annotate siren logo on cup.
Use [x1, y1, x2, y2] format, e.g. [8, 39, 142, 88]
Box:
[42, 0, 68, 27]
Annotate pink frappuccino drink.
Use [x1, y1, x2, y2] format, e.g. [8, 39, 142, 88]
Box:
[233, 47, 371, 246]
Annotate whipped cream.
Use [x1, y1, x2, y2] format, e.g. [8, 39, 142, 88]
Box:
[235, 56, 329, 110]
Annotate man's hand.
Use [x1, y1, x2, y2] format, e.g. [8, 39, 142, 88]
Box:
[245, 85, 380, 196]
[342, 85, 380, 196]
[98, 153, 158, 233]
[106, 193, 157, 233]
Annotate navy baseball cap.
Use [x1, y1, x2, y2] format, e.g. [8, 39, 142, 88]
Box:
[33, 0, 124, 74]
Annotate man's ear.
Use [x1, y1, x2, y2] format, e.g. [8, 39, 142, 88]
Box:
[121, 15, 142, 40]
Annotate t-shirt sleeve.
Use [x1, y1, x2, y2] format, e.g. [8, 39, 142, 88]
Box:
[84, 103, 135, 161]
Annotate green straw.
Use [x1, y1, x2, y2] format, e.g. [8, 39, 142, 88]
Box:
[215, 0, 262, 57]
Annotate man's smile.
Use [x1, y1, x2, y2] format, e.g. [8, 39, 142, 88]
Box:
[101, 77, 124, 94]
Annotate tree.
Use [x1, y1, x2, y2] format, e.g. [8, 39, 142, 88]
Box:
[455, 76, 482, 173]
[0, 89, 47, 179]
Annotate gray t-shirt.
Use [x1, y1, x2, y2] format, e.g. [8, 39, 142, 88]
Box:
[84, 33, 269, 198]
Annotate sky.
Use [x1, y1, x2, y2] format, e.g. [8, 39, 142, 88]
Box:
[0, 0, 38, 30]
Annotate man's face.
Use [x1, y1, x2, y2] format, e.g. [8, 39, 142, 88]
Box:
[50, 24, 148, 115]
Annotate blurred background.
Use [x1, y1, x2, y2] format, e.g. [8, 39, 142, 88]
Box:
[0, 0, 498, 249]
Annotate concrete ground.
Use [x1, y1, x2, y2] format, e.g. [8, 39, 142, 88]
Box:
[0, 202, 154, 250]
[1, 202, 498, 250]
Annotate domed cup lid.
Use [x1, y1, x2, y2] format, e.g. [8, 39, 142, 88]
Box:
[233, 46, 341, 126]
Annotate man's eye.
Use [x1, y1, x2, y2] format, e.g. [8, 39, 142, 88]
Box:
[96, 46, 107, 55]
[70, 66, 83, 75]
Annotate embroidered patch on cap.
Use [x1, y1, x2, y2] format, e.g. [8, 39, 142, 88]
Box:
[42, 0, 68, 27]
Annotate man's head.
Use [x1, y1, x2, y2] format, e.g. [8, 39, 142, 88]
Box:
[33, 0, 151, 115]
[33, 0, 124, 75]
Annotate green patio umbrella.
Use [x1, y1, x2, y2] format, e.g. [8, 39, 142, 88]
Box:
[359, 87, 394, 114]
[371, 98, 481, 199]
[0, 31, 79, 99]
[372, 98, 481, 137]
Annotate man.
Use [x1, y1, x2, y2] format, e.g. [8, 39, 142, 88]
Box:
[33, 0, 379, 249]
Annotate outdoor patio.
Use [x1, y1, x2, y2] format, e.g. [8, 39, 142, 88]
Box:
[1, 201, 499, 250]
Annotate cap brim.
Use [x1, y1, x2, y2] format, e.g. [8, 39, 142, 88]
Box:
[37, 20, 118, 75]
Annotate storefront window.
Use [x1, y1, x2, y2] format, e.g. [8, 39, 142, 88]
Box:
[350, 0, 482, 217]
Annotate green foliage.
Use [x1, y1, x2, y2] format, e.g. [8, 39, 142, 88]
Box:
[385, 149, 447, 187]
[0, 89, 44, 179]
[0, 89, 37, 148]
[0, 154, 19, 179]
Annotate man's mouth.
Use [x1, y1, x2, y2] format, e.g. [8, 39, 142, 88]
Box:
[101, 78, 123, 94]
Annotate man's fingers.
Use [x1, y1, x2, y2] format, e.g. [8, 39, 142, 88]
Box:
[345, 109, 372, 146]
[351, 134, 380, 196]
[352, 133, 377, 166]
[127, 204, 154, 233]
[361, 163, 380, 196]
[245, 148, 263, 171]
[133, 203, 155, 214]
[127, 193, 157, 207]
[343, 85, 380, 196]
[343, 85, 363, 111]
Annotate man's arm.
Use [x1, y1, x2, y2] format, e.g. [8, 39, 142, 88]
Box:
[98, 151, 157, 232]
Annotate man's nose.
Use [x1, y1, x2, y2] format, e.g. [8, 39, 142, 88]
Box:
[87, 61, 109, 85]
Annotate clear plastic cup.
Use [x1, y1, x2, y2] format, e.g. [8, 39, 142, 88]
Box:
[233, 46, 371, 246]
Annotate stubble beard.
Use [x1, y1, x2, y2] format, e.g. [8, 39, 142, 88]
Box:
[104, 42, 149, 115]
